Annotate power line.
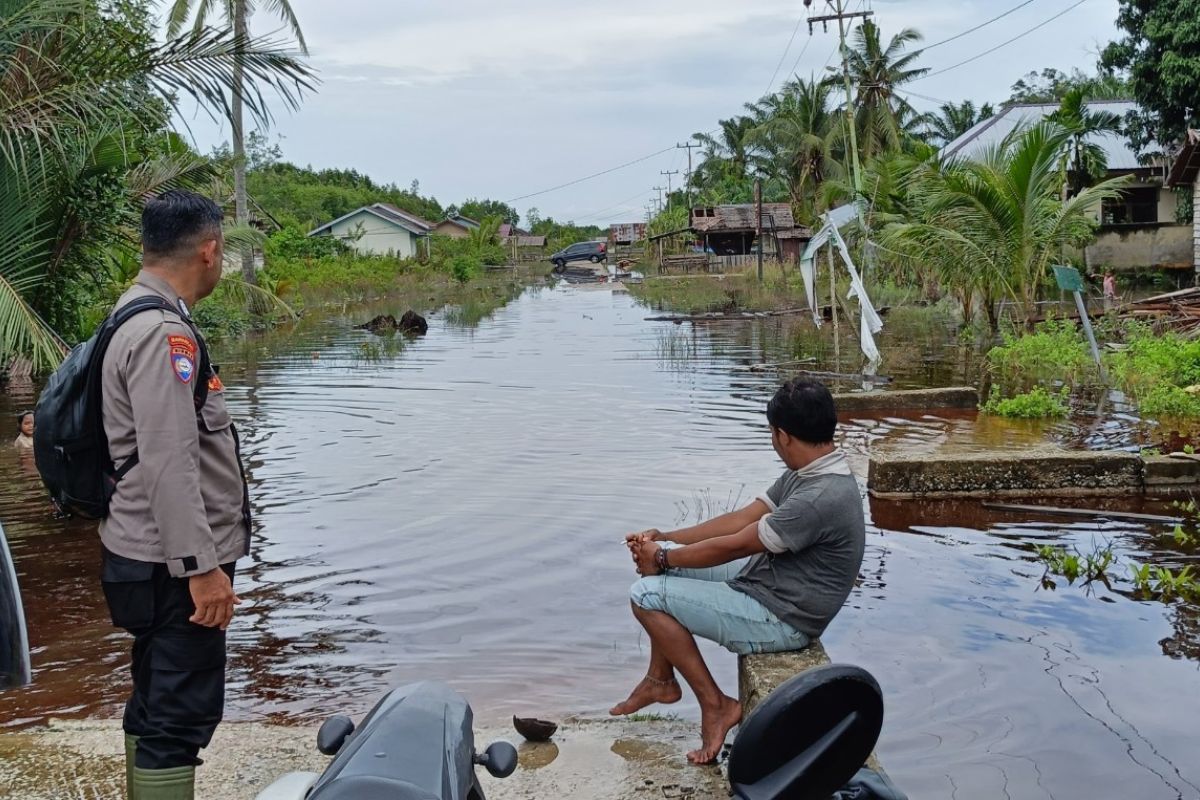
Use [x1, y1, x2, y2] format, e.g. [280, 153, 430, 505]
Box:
[913, 0, 1090, 82]
[919, 0, 1040, 51]
[764, 12, 807, 97]
[504, 145, 677, 204]
[572, 189, 656, 223]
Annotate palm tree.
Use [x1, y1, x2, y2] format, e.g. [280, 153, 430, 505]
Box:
[691, 116, 756, 194]
[745, 77, 844, 225]
[168, 0, 309, 285]
[843, 21, 929, 160]
[923, 101, 995, 147]
[1048, 88, 1123, 197]
[0, 0, 313, 371]
[880, 122, 1129, 331]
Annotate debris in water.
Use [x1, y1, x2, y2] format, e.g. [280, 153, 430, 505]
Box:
[356, 310, 429, 335]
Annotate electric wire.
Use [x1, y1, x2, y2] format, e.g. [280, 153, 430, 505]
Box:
[913, 0, 1090, 82]
[919, 0, 1040, 51]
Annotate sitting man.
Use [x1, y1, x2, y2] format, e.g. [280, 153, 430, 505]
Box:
[612, 378, 865, 764]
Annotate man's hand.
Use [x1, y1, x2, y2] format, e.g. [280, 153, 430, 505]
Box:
[189, 569, 242, 630]
[625, 528, 663, 545]
[633, 540, 663, 577]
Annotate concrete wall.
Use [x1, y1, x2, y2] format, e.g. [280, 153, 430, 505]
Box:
[324, 211, 419, 258]
[1194, 181, 1200, 274]
[1085, 224, 1193, 272]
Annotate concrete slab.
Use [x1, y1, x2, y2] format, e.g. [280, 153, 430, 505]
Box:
[1144, 454, 1200, 486]
[868, 448, 1144, 498]
[833, 386, 979, 413]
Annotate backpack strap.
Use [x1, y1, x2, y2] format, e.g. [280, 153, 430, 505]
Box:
[94, 295, 211, 487]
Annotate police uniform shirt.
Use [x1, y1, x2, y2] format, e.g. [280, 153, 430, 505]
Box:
[99, 271, 248, 577]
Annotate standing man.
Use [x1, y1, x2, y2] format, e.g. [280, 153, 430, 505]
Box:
[612, 379, 865, 764]
[100, 190, 250, 799]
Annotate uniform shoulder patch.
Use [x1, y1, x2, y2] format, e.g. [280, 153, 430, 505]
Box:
[207, 373, 224, 392]
[167, 334, 197, 384]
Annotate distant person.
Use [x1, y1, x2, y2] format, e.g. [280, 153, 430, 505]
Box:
[12, 411, 33, 450]
[100, 191, 251, 799]
[613, 379, 865, 764]
[1103, 270, 1118, 306]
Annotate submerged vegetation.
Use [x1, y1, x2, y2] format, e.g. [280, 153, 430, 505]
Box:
[981, 319, 1200, 419]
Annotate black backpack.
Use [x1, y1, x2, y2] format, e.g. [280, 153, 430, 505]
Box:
[33, 296, 210, 519]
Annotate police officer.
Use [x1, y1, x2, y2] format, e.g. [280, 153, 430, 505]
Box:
[99, 190, 250, 799]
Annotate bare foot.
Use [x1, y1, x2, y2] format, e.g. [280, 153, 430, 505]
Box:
[687, 694, 742, 764]
[609, 676, 682, 716]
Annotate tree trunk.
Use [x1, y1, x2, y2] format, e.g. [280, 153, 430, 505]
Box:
[232, 0, 255, 286]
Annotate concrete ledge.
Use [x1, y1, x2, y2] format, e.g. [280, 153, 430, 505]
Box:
[1144, 455, 1200, 486]
[738, 640, 831, 717]
[868, 448, 1144, 498]
[833, 386, 979, 413]
[738, 641, 881, 772]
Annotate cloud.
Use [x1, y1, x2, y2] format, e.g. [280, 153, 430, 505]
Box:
[211, 0, 1124, 222]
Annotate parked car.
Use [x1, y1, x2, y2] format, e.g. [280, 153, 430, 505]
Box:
[550, 240, 607, 272]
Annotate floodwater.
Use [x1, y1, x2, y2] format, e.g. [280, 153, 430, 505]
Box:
[1, 281, 1199, 799]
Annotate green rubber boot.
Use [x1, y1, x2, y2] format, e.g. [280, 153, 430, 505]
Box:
[123, 734, 139, 800]
[131, 765, 195, 800]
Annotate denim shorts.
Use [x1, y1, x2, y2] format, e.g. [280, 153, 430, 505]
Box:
[629, 546, 810, 656]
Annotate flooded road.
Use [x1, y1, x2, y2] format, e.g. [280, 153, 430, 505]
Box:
[2, 281, 1199, 798]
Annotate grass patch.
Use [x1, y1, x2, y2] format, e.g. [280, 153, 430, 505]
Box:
[625, 712, 680, 723]
[628, 263, 803, 315]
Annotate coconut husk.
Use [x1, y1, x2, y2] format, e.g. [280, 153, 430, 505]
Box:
[513, 716, 558, 742]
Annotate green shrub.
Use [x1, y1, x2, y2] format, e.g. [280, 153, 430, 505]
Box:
[981, 386, 1070, 418]
[986, 319, 1093, 382]
[1136, 385, 1200, 418]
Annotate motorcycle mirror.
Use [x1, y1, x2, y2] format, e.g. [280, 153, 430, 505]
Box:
[316, 715, 356, 756]
[728, 664, 883, 800]
[475, 741, 518, 779]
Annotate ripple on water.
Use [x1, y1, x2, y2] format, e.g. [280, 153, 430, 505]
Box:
[0, 283, 1198, 798]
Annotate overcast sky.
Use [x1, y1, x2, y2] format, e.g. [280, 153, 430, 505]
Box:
[176, 0, 1122, 227]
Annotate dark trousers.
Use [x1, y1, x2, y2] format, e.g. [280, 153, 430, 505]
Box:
[101, 550, 233, 770]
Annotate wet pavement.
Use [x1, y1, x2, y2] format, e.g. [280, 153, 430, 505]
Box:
[1, 282, 1198, 798]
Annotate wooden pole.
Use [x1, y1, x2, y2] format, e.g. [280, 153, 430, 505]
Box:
[829, 243, 840, 368]
[755, 178, 764, 283]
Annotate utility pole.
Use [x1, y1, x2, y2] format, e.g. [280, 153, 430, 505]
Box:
[755, 178, 764, 283]
[807, 0, 872, 199]
[660, 170, 680, 209]
[653, 185, 666, 213]
[676, 141, 699, 209]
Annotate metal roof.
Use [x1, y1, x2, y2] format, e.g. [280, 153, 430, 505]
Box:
[941, 100, 1146, 171]
[307, 204, 430, 238]
[690, 203, 799, 233]
[373, 203, 434, 231]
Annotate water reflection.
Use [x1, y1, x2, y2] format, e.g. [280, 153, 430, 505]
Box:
[0, 284, 1197, 797]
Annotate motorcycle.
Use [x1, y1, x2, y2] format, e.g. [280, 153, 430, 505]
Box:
[256, 663, 887, 800]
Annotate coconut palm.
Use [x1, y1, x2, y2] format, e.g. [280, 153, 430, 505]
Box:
[843, 20, 929, 160]
[0, 0, 313, 371]
[745, 77, 844, 225]
[167, 0, 309, 285]
[880, 122, 1129, 331]
[691, 116, 756, 194]
[923, 100, 995, 147]
[1048, 87, 1123, 196]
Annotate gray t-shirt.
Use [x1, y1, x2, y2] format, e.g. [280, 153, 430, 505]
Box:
[728, 465, 865, 637]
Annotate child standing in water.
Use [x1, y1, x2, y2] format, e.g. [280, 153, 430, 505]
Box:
[13, 411, 33, 450]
